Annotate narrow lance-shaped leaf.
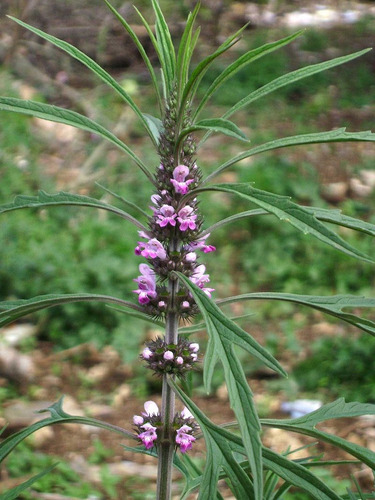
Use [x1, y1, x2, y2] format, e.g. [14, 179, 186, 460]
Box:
[180, 24, 248, 114]
[95, 182, 149, 219]
[150, 0, 176, 94]
[224, 48, 372, 120]
[0, 97, 153, 181]
[202, 205, 375, 239]
[175, 273, 289, 499]
[261, 448, 341, 500]
[178, 118, 249, 151]
[179, 313, 254, 336]
[176, 2, 201, 96]
[7, 15, 157, 145]
[204, 128, 375, 183]
[0, 293, 144, 328]
[0, 398, 133, 463]
[106, 305, 165, 328]
[170, 380, 342, 500]
[0, 465, 58, 500]
[103, 0, 163, 113]
[261, 399, 375, 468]
[194, 30, 304, 120]
[0, 190, 148, 231]
[200, 48, 372, 146]
[121, 444, 225, 500]
[168, 379, 256, 500]
[174, 272, 286, 380]
[143, 113, 164, 144]
[194, 183, 373, 263]
[217, 293, 375, 337]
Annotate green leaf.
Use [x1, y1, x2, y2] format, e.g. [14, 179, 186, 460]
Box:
[170, 381, 343, 500]
[202, 205, 375, 240]
[0, 97, 153, 181]
[0, 398, 133, 466]
[175, 274, 288, 500]
[194, 30, 304, 119]
[7, 15, 157, 144]
[262, 448, 342, 500]
[175, 273, 286, 381]
[143, 113, 164, 143]
[180, 118, 249, 145]
[305, 206, 375, 237]
[0, 465, 57, 500]
[176, 3, 201, 95]
[179, 313, 254, 336]
[0, 293, 144, 328]
[217, 293, 375, 337]
[107, 305, 165, 328]
[169, 379, 256, 500]
[150, 0, 176, 94]
[0, 190, 148, 231]
[103, 0, 162, 113]
[205, 128, 375, 183]
[261, 398, 375, 468]
[224, 48, 372, 120]
[95, 182, 149, 218]
[196, 183, 373, 263]
[181, 25, 247, 111]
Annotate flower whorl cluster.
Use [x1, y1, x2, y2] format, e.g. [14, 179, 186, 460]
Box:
[133, 90, 216, 318]
[133, 401, 198, 453]
[141, 337, 199, 376]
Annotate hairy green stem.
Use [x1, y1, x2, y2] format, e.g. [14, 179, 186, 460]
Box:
[156, 280, 179, 500]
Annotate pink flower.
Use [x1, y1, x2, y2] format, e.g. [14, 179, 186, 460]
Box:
[133, 415, 144, 426]
[190, 265, 215, 297]
[142, 347, 153, 359]
[181, 301, 190, 309]
[176, 356, 183, 365]
[170, 165, 194, 194]
[189, 343, 199, 353]
[139, 422, 158, 449]
[163, 350, 174, 360]
[133, 264, 157, 304]
[156, 204, 177, 227]
[137, 238, 167, 260]
[175, 424, 196, 453]
[143, 401, 159, 417]
[181, 407, 194, 420]
[185, 252, 197, 262]
[187, 234, 216, 253]
[177, 206, 197, 231]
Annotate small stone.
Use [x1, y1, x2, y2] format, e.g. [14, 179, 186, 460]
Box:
[86, 363, 111, 383]
[113, 384, 132, 408]
[86, 404, 113, 419]
[216, 383, 228, 401]
[350, 178, 372, 197]
[32, 426, 54, 448]
[0, 323, 37, 347]
[360, 169, 375, 189]
[320, 182, 347, 203]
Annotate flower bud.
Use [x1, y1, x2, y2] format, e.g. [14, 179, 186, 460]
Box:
[133, 415, 144, 426]
[142, 347, 153, 359]
[189, 343, 199, 353]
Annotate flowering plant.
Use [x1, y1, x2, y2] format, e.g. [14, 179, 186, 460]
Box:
[1, 1, 375, 499]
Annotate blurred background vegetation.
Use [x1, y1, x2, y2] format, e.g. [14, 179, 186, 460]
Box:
[0, 1, 375, 497]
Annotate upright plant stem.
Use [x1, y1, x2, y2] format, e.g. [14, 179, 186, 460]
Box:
[156, 279, 179, 500]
